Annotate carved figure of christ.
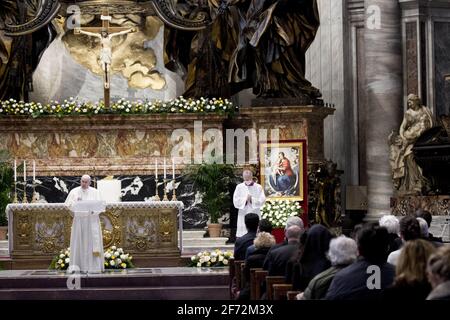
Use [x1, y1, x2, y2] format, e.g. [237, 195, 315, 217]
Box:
[74, 9, 136, 107]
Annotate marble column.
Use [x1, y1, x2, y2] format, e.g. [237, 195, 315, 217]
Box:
[364, 0, 403, 220]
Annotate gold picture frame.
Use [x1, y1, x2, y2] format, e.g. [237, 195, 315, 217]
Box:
[259, 140, 307, 201]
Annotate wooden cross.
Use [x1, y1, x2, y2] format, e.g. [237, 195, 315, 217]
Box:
[74, 8, 136, 108]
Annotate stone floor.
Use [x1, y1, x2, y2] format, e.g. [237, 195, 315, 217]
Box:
[0, 267, 230, 300]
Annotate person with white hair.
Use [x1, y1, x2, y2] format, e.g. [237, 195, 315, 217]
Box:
[379, 215, 401, 254]
[233, 169, 266, 237]
[65, 175, 101, 205]
[416, 217, 429, 239]
[298, 236, 358, 300]
[65, 175, 104, 273]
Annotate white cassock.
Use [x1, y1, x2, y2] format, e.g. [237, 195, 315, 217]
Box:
[233, 182, 266, 237]
[65, 186, 104, 273]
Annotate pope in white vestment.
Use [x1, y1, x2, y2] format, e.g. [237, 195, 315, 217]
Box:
[65, 175, 104, 273]
[233, 170, 266, 238]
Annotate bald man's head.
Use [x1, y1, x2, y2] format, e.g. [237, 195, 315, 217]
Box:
[243, 169, 253, 182]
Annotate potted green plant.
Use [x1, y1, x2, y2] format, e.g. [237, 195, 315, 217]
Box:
[0, 150, 13, 240]
[184, 163, 237, 237]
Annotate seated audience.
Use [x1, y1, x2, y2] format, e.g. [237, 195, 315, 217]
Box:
[233, 213, 260, 261]
[383, 239, 436, 300]
[426, 245, 450, 300]
[238, 232, 276, 300]
[299, 235, 358, 300]
[387, 215, 421, 265]
[245, 219, 273, 259]
[325, 223, 395, 300]
[286, 224, 333, 291]
[263, 225, 303, 276]
[416, 209, 443, 243]
[379, 215, 401, 254]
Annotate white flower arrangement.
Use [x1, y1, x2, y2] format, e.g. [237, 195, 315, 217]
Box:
[261, 199, 302, 228]
[104, 246, 134, 269]
[0, 96, 236, 118]
[189, 249, 233, 267]
[49, 248, 70, 270]
[49, 246, 134, 270]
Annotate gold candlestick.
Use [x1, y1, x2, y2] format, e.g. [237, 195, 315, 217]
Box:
[171, 179, 177, 201]
[22, 182, 28, 203]
[31, 184, 38, 203]
[13, 182, 18, 203]
[154, 178, 161, 201]
[162, 179, 169, 201]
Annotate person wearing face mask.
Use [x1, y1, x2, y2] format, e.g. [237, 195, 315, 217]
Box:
[233, 169, 266, 238]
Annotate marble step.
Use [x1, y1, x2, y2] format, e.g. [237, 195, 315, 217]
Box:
[182, 230, 207, 239]
[0, 241, 7, 249]
[0, 241, 8, 257]
[180, 237, 229, 247]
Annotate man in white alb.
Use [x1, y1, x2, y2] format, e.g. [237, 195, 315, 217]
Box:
[233, 169, 266, 238]
[65, 175, 104, 273]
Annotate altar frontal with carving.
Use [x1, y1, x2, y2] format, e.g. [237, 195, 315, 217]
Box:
[7, 202, 183, 268]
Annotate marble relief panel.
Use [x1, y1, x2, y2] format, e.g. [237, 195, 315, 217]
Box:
[29, 175, 208, 229]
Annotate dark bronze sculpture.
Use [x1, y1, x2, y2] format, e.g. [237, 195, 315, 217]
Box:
[169, 0, 322, 100]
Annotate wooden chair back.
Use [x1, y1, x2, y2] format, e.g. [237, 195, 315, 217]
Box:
[266, 276, 286, 300]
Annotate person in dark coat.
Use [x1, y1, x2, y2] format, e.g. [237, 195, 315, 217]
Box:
[233, 213, 259, 261]
[325, 223, 395, 300]
[286, 224, 333, 291]
[237, 232, 276, 300]
[426, 245, 450, 300]
[263, 225, 302, 276]
[415, 209, 443, 243]
[383, 239, 435, 300]
[379, 215, 401, 254]
[299, 235, 358, 300]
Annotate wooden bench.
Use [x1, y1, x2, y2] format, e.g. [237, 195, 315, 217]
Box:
[273, 284, 293, 300]
[249, 268, 263, 300]
[254, 270, 268, 300]
[234, 260, 245, 291]
[266, 276, 286, 300]
[228, 258, 235, 299]
[287, 291, 301, 300]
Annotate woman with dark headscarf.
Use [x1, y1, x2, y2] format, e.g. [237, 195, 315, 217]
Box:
[286, 224, 333, 291]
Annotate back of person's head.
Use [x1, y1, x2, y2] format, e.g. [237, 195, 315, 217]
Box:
[254, 232, 276, 250]
[350, 223, 364, 240]
[285, 225, 302, 242]
[416, 217, 429, 238]
[258, 219, 273, 233]
[328, 235, 358, 266]
[285, 216, 304, 231]
[245, 213, 260, 233]
[300, 224, 333, 263]
[415, 209, 432, 227]
[379, 215, 400, 235]
[427, 245, 450, 287]
[399, 215, 421, 241]
[357, 223, 390, 264]
[396, 239, 436, 285]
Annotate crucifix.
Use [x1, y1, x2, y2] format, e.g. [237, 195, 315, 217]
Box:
[74, 8, 136, 108]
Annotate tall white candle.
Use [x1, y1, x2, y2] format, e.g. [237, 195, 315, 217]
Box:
[23, 160, 26, 182]
[164, 158, 167, 179]
[33, 160, 36, 182]
[155, 159, 158, 179]
[172, 159, 175, 180]
[14, 159, 17, 182]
